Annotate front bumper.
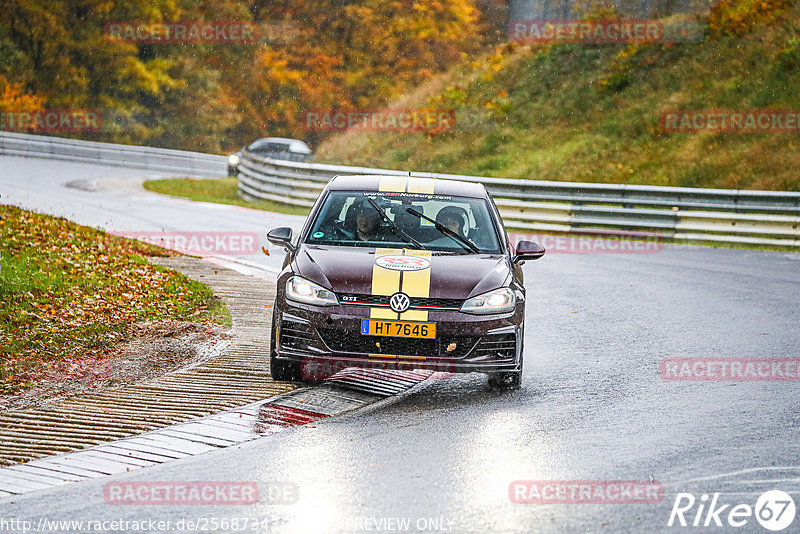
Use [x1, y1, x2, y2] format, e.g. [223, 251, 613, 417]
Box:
[272, 301, 524, 375]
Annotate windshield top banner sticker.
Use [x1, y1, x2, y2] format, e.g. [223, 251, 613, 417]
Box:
[362, 192, 452, 201]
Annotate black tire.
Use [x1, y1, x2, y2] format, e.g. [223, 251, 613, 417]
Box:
[487, 329, 524, 390]
[269, 315, 302, 382]
[269, 355, 303, 382]
[488, 370, 522, 390]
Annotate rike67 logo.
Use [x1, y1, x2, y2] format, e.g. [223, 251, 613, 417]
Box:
[668, 490, 796, 531]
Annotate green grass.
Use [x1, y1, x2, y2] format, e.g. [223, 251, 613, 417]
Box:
[315, 1, 800, 191]
[143, 177, 311, 217]
[206, 295, 233, 328]
[0, 204, 229, 392]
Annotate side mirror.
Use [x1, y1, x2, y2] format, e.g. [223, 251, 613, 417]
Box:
[512, 240, 545, 264]
[267, 227, 295, 252]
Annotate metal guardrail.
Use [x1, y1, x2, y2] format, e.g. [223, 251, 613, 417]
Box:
[0, 131, 225, 176]
[1, 132, 797, 247]
[237, 150, 800, 248]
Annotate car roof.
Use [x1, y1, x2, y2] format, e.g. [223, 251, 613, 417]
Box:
[327, 175, 488, 199]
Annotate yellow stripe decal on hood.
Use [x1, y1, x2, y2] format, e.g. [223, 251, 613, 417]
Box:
[377, 176, 436, 194]
[398, 248, 432, 322]
[370, 248, 402, 319]
[367, 248, 433, 362]
[379, 176, 406, 193]
[407, 178, 435, 194]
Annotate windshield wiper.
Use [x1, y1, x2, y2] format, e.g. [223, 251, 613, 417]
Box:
[366, 198, 426, 250]
[406, 207, 480, 253]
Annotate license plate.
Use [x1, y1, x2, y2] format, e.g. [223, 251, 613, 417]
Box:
[361, 319, 436, 339]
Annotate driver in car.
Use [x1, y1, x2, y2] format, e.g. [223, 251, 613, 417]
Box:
[353, 201, 392, 242]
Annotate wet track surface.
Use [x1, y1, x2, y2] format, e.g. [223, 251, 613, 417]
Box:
[1, 156, 799, 532]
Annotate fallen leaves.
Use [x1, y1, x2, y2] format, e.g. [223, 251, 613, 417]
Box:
[0, 204, 216, 393]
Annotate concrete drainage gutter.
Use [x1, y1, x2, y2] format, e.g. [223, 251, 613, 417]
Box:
[0, 255, 434, 498]
[0, 368, 432, 498]
[0, 256, 293, 466]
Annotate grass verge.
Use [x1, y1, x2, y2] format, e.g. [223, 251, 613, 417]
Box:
[0, 204, 229, 393]
[315, 1, 800, 191]
[143, 177, 311, 217]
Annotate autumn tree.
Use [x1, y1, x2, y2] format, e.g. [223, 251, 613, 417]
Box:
[0, 0, 494, 151]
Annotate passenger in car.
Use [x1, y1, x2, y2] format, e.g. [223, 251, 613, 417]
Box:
[429, 206, 470, 247]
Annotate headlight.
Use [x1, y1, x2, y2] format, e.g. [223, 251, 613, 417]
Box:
[460, 287, 515, 315]
[285, 276, 338, 306]
[228, 154, 241, 166]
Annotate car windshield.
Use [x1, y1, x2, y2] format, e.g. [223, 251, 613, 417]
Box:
[248, 140, 290, 152]
[306, 191, 502, 254]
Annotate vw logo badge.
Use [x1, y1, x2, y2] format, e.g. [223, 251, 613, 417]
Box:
[389, 292, 411, 313]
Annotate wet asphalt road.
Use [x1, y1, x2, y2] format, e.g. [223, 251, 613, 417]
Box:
[1, 156, 799, 533]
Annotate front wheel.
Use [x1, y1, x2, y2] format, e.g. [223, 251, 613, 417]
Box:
[488, 370, 521, 390]
[269, 316, 302, 382]
[270, 355, 303, 382]
[488, 330, 523, 390]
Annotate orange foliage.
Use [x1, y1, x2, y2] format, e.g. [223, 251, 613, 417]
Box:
[0, 75, 44, 113]
[708, 0, 794, 35]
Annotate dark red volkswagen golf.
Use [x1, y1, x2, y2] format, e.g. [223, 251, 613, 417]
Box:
[267, 174, 545, 389]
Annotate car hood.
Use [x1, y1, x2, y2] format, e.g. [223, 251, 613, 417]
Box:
[294, 245, 510, 300]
